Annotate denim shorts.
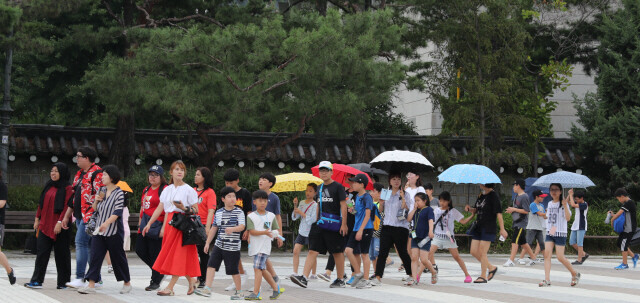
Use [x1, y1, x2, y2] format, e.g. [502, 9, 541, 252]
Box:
[470, 228, 495, 242]
[369, 237, 380, 260]
[545, 235, 566, 246]
[410, 238, 432, 252]
[569, 230, 586, 247]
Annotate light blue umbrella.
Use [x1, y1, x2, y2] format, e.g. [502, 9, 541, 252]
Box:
[531, 171, 595, 188]
[437, 164, 501, 184]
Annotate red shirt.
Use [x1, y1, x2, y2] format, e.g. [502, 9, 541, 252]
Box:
[140, 185, 166, 230]
[72, 164, 103, 223]
[36, 185, 72, 240]
[195, 187, 217, 226]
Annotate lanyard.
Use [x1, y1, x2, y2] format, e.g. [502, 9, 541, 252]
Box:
[412, 207, 424, 232]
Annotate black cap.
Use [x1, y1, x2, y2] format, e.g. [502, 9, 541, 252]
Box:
[532, 190, 548, 198]
[348, 173, 369, 187]
[513, 178, 525, 190]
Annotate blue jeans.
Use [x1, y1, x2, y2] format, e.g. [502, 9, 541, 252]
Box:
[74, 220, 91, 279]
[369, 237, 380, 260]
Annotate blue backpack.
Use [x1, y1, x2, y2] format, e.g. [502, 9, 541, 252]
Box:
[614, 214, 626, 234]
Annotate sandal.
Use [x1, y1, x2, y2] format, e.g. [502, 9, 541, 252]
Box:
[431, 273, 438, 285]
[157, 289, 174, 296]
[398, 265, 405, 272]
[571, 272, 580, 287]
[539, 280, 551, 287]
[473, 277, 487, 283]
[488, 267, 498, 281]
[404, 278, 415, 286]
[187, 281, 196, 295]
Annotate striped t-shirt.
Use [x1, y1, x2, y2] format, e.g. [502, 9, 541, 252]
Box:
[213, 207, 245, 251]
[94, 187, 125, 237]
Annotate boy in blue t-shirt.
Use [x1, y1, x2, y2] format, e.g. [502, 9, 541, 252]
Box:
[344, 174, 375, 289]
[408, 192, 437, 285]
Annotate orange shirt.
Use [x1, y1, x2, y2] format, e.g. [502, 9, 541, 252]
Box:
[195, 187, 217, 225]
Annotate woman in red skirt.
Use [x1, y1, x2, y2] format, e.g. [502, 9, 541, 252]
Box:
[143, 161, 200, 296]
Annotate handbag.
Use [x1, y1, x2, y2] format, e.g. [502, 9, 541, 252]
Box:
[182, 215, 207, 246]
[139, 213, 163, 239]
[169, 212, 191, 232]
[466, 220, 478, 235]
[315, 184, 342, 232]
[85, 210, 99, 236]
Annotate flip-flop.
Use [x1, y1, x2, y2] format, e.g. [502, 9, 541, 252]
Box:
[571, 272, 581, 287]
[473, 277, 487, 283]
[187, 281, 196, 295]
[157, 289, 174, 296]
[488, 267, 498, 281]
[431, 273, 438, 285]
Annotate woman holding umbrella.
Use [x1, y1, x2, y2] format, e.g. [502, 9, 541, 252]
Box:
[465, 183, 508, 283]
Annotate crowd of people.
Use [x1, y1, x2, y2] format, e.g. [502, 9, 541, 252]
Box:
[0, 146, 638, 300]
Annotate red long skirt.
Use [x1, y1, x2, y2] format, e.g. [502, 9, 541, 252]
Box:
[152, 212, 201, 277]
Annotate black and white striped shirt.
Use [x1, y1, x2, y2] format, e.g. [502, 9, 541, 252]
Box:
[95, 187, 125, 237]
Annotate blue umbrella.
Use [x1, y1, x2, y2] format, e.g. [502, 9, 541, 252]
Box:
[532, 171, 595, 189]
[437, 164, 501, 184]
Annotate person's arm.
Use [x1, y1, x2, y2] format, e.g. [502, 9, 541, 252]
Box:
[610, 209, 624, 227]
[460, 213, 475, 225]
[497, 213, 508, 239]
[142, 202, 164, 236]
[428, 219, 435, 239]
[408, 206, 418, 221]
[206, 209, 215, 234]
[356, 208, 371, 241]
[61, 207, 73, 229]
[562, 199, 571, 221]
[98, 191, 124, 233]
[203, 226, 218, 253]
[340, 199, 348, 236]
[400, 191, 408, 210]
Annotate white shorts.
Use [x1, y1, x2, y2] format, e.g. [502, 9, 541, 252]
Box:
[431, 237, 458, 250]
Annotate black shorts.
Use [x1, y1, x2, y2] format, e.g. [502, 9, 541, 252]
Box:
[295, 234, 309, 246]
[309, 224, 346, 255]
[511, 227, 527, 245]
[346, 229, 373, 255]
[617, 232, 633, 252]
[207, 246, 241, 275]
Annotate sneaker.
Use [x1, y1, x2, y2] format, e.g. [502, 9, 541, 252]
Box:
[226, 281, 237, 291]
[519, 258, 530, 265]
[57, 286, 68, 290]
[7, 268, 16, 285]
[404, 278, 415, 286]
[571, 260, 583, 265]
[615, 263, 629, 270]
[77, 286, 96, 294]
[308, 274, 318, 280]
[198, 280, 206, 288]
[370, 278, 382, 286]
[264, 276, 280, 291]
[329, 279, 346, 288]
[528, 260, 537, 266]
[343, 274, 348, 280]
[245, 292, 261, 300]
[536, 258, 544, 263]
[346, 276, 355, 285]
[24, 282, 43, 289]
[195, 286, 212, 297]
[355, 279, 371, 289]
[270, 288, 284, 300]
[503, 259, 515, 267]
[120, 284, 132, 294]
[369, 274, 376, 280]
[145, 281, 161, 291]
[290, 275, 308, 288]
[397, 265, 404, 272]
[632, 254, 639, 268]
[350, 273, 364, 288]
[231, 290, 244, 300]
[402, 275, 411, 281]
[317, 273, 331, 282]
[95, 281, 103, 289]
[107, 265, 114, 274]
[66, 278, 85, 289]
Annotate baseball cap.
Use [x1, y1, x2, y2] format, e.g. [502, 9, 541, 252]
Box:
[318, 161, 333, 170]
[148, 165, 164, 175]
[513, 178, 525, 189]
[348, 173, 369, 187]
[532, 189, 548, 198]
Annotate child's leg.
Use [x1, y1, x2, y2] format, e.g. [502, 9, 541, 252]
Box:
[106, 252, 111, 266]
[0, 249, 11, 273]
[543, 242, 554, 282]
[410, 248, 420, 280]
[522, 243, 536, 260]
[303, 250, 319, 277]
[232, 274, 241, 291]
[555, 245, 577, 277]
[311, 255, 317, 275]
[266, 259, 278, 280]
[519, 248, 526, 260]
[253, 268, 263, 295]
[352, 253, 362, 275]
[362, 254, 370, 279]
[293, 244, 302, 274]
[449, 248, 470, 277]
[238, 260, 245, 275]
[428, 244, 438, 268]
[345, 247, 358, 275]
[622, 249, 629, 264]
[418, 250, 434, 276]
[205, 267, 216, 287]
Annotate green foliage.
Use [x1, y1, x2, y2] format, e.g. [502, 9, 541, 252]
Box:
[0, 0, 22, 36]
[572, 0, 640, 201]
[6, 185, 41, 211]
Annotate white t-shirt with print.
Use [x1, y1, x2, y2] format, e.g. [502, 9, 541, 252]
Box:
[433, 208, 464, 239]
[247, 211, 277, 256]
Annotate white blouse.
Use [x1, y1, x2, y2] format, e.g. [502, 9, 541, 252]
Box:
[160, 184, 198, 213]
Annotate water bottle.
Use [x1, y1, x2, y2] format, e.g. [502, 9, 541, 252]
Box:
[604, 211, 612, 224]
[418, 237, 431, 248]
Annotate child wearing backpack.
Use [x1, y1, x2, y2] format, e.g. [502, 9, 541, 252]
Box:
[344, 174, 375, 289]
[428, 191, 474, 283]
[369, 183, 386, 280]
[408, 192, 437, 286]
[609, 188, 639, 270]
[290, 183, 318, 278]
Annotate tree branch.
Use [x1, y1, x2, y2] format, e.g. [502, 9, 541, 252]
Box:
[102, 0, 124, 26]
[282, 0, 306, 14]
[262, 77, 298, 94]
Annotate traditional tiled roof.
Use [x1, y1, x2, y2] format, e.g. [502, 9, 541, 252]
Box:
[8, 124, 580, 168]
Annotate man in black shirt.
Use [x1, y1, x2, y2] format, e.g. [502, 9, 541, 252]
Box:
[0, 180, 16, 285]
[292, 161, 348, 289]
[611, 188, 639, 269]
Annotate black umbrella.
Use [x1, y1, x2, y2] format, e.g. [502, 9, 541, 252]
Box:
[347, 163, 388, 175]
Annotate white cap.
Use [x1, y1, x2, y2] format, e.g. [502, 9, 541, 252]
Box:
[318, 161, 333, 170]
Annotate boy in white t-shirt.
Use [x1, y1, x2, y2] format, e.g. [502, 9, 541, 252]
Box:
[246, 190, 284, 300]
[568, 189, 589, 265]
[428, 191, 474, 283]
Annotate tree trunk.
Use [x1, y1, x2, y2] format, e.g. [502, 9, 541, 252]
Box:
[109, 113, 136, 176]
[1, 31, 14, 179]
[475, 11, 485, 165]
[316, 0, 327, 16]
[352, 129, 367, 163]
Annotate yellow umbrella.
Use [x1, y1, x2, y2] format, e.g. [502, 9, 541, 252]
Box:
[116, 181, 133, 193]
[271, 173, 323, 193]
